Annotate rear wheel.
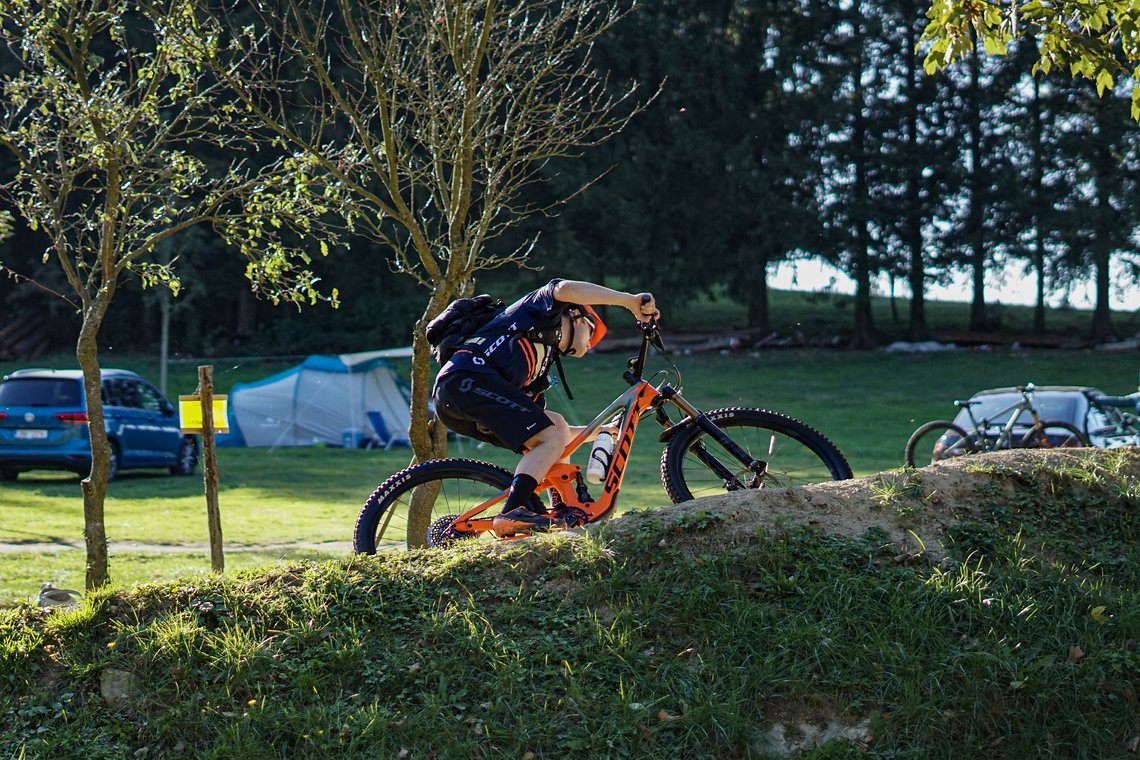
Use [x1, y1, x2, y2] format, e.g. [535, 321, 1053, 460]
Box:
[354, 459, 513, 554]
[660, 407, 852, 503]
[1019, 420, 1089, 450]
[904, 421, 978, 468]
[0, 466, 17, 482]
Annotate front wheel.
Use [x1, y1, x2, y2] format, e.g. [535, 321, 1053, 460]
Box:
[170, 436, 198, 476]
[660, 407, 853, 503]
[353, 459, 513, 554]
[904, 421, 978, 468]
[1019, 420, 1089, 450]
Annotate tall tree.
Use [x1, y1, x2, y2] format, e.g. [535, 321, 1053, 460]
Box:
[0, 0, 344, 588]
[813, 0, 897, 346]
[1002, 66, 1069, 334]
[876, 0, 952, 340]
[1049, 87, 1140, 341]
[203, 0, 645, 545]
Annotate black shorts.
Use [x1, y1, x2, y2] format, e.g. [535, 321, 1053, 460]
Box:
[432, 371, 553, 453]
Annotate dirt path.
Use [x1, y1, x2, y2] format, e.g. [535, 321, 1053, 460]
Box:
[0, 539, 353, 554]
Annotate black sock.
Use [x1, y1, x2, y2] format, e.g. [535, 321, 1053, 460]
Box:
[503, 473, 539, 512]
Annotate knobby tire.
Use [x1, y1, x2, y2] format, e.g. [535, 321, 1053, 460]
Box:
[660, 407, 852, 503]
[1019, 420, 1089, 449]
[904, 420, 977, 467]
[353, 459, 513, 554]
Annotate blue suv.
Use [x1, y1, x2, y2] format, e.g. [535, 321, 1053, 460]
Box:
[0, 368, 197, 481]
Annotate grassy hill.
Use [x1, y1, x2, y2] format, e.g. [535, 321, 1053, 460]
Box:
[3, 448, 1139, 758]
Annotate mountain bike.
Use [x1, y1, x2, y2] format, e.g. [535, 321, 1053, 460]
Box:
[1085, 391, 1140, 448]
[353, 319, 853, 552]
[904, 383, 1089, 468]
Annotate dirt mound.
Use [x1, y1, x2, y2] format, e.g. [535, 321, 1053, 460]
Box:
[602, 447, 1140, 560]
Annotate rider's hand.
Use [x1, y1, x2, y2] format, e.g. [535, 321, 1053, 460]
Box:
[632, 293, 658, 323]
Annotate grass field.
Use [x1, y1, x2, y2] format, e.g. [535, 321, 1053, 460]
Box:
[2, 336, 1138, 605]
[3, 449, 1139, 758]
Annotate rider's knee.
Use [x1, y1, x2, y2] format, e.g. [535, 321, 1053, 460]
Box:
[524, 413, 570, 451]
[545, 411, 571, 438]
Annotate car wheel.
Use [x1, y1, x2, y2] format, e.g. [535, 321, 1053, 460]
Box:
[170, 437, 198, 476]
[0, 466, 17, 482]
[107, 444, 119, 483]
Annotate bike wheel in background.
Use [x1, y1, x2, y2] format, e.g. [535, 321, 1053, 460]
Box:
[904, 421, 978, 468]
[659, 407, 852, 503]
[353, 459, 513, 554]
[1018, 420, 1089, 450]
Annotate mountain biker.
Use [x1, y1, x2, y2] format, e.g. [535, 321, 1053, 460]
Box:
[431, 279, 659, 535]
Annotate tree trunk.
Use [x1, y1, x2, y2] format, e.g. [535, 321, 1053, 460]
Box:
[405, 286, 465, 547]
[903, 0, 927, 341]
[236, 288, 257, 343]
[1030, 78, 1047, 335]
[851, 252, 878, 348]
[746, 253, 770, 331]
[906, 249, 927, 341]
[1090, 145, 1116, 343]
[76, 293, 114, 590]
[1090, 257, 1113, 342]
[850, 82, 879, 349]
[966, 55, 987, 331]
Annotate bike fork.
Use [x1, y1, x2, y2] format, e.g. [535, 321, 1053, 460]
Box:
[660, 388, 768, 489]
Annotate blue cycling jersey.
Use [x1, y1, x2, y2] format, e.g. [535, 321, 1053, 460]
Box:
[439, 279, 566, 389]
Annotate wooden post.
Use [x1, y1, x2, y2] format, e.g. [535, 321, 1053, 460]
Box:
[198, 365, 224, 573]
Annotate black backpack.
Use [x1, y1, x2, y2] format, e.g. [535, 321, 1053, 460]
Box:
[425, 294, 506, 365]
[426, 293, 579, 397]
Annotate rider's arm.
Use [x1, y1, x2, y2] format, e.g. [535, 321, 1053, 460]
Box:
[552, 280, 658, 322]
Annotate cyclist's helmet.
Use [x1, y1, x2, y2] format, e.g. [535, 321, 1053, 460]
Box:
[565, 304, 607, 354]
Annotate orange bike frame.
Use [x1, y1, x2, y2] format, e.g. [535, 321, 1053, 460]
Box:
[449, 379, 664, 537]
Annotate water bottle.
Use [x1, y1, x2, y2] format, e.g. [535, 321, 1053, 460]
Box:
[585, 432, 614, 484]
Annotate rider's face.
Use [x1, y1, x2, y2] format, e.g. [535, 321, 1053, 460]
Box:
[565, 313, 595, 358]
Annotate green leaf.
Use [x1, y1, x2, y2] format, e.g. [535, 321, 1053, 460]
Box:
[1096, 69, 1114, 95]
[983, 36, 1008, 56]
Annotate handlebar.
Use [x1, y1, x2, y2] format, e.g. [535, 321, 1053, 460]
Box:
[623, 313, 671, 387]
[1090, 392, 1140, 410]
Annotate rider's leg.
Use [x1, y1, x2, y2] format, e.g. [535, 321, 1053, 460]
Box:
[503, 411, 570, 512]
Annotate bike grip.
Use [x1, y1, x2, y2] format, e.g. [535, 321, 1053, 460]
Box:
[1091, 394, 1139, 409]
[638, 293, 660, 321]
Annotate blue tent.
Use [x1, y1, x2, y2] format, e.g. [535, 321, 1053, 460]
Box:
[218, 351, 411, 448]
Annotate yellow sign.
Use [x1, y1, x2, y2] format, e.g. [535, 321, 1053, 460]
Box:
[179, 395, 230, 434]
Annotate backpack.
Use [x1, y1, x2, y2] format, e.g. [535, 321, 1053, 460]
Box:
[425, 294, 506, 365]
[426, 293, 579, 397]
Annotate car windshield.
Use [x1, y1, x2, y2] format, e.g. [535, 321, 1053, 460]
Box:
[0, 378, 83, 407]
[953, 392, 1082, 429]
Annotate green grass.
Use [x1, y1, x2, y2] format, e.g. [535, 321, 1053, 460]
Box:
[2, 450, 1139, 758]
[3, 342, 1138, 605]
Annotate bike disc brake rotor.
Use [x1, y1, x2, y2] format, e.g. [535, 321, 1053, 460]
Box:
[427, 514, 476, 548]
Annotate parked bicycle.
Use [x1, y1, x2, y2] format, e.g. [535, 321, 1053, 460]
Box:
[904, 383, 1089, 468]
[354, 318, 853, 552]
[1084, 391, 1140, 448]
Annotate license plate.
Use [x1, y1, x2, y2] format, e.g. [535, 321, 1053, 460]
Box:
[15, 429, 49, 440]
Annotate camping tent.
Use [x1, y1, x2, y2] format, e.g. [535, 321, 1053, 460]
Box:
[218, 351, 412, 448]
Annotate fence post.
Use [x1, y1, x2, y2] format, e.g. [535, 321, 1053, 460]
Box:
[198, 365, 224, 573]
